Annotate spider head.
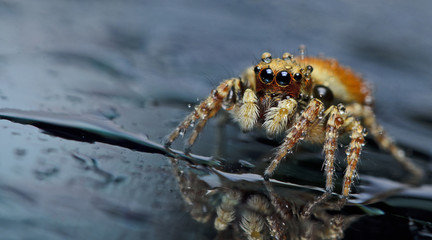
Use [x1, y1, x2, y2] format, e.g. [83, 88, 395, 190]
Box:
[253, 52, 313, 99]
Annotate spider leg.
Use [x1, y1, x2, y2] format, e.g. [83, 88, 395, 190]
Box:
[263, 98, 297, 137]
[300, 105, 345, 216]
[214, 189, 241, 231]
[366, 106, 424, 182]
[169, 158, 213, 223]
[342, 120, 365, 198]
[264, 181, 298, 221]
[322, 105, 345, 192]
[349, 104, 424, 183]
[184, 117, 209, 153]
[264, 99, 324, 179]
[164, 78, 241, 148]
[164, 110, 195, 147]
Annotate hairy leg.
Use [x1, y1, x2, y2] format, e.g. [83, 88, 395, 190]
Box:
[169, 158, 213, 223]
[322, 105, 345, 192]
[342, 120, 365, 198]
[302, 105, 345, 216]
[264, 99, 324, 178]
[184, 117, 209, 153]
[164, 78, 241, 148]
[347, 103, 424, 183]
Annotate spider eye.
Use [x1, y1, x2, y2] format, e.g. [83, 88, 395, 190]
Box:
[276, 71, 291, 86]
[260, 68, 274, 84]
[313, 85, 334, 107]
[293, 72, 302, 81]
[254, 65, 261, 74]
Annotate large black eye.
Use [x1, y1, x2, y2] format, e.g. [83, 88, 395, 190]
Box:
[276, 71, 291, 86]
[260, 68, 274, 84]
[313, 85, 334, 106]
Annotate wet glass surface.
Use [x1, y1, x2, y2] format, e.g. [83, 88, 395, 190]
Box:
[0, 0, 432, 239]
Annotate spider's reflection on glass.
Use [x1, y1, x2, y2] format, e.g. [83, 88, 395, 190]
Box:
[170, 158, 362, 240]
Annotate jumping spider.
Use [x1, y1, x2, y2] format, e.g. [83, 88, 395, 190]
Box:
[165, 48, 423, 198]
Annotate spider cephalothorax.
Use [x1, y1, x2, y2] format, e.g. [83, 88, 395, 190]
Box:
[254, 52, 311, 98]
[252, 52, 313, 121]
[164, 49, 423, 198]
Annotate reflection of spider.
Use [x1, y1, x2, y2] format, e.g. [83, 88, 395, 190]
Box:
[170, 157, 359, 240]
[165, 47, 423, 198]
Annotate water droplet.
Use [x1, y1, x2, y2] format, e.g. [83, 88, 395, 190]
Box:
[211, 89, 217, 97]
[337, 103, 346, 114]
[187, 104, 192, 108]
[261, 52, 272, 63]
[206, 190, 215, 195]
[362, 128, 368, 137]
[298, 93, 304, 99]
[299, 132, 306, 140]
[179, 129, 186, 137]
[377, 127, 384, 135]
[239, 159, 256, 168]
[298, 45, 306, 60]
[365, 95, 373, 105]
[282, 52, 293, 61]
[397, 150, 405, 158]
[98, 106, 120, 120]
[202, 206, 208, 213]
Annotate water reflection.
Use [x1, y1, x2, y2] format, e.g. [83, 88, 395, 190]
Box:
[0, 108, 430, 239]
[171, 158, 362, 240]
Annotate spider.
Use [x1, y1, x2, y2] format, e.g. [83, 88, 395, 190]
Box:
[164, 48, 423, 198]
